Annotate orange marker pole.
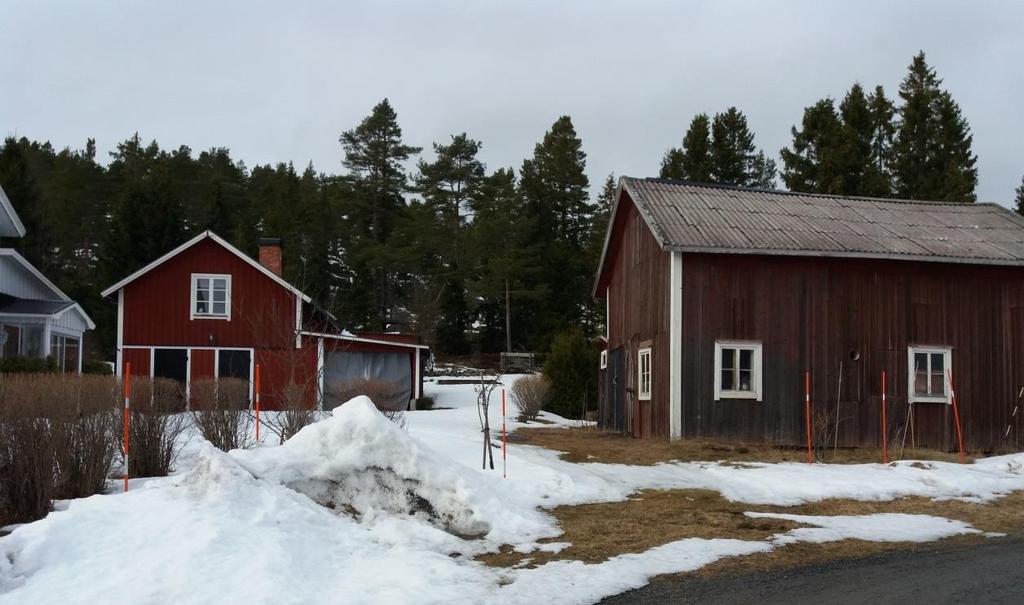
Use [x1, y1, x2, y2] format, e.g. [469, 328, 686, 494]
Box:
[501, 388, 507, 479]
[254, 363, 261, 443]
[123, 362, 131, 492]
[805, 371, 813, 464]
[881, 371, 888, 464]
[948, 368, 965, 464]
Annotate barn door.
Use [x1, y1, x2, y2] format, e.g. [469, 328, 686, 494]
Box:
[607, 347, 625, 432]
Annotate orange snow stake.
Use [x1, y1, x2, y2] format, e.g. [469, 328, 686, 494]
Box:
[254, 363, 261, 443]
[123, 362, 131, 492]
[501, 388, 507, 479]
[948, 368, 965, 464]
[805, 371, 812, 464]
[881, 371, 888, 464]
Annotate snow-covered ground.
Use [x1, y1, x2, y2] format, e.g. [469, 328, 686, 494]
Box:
[0, 376, 1022, 605]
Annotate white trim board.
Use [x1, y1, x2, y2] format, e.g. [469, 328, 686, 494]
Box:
[0, 185, 27, 238]
[100, 230, 312, 303]
[301, 330, 429, 350]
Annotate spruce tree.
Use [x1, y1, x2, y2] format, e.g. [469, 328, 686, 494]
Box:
[710, 108, 777, 188]
[1015, 175, 1024, 217]
[893, 52, 977, 202]
[518, 116, 593, 347]
[865, 85, 896, 196]
[780, 98, 842, 193]
[659, 114, 713, 182]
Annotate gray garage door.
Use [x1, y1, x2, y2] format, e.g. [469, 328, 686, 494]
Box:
[323, 350, 412, 410]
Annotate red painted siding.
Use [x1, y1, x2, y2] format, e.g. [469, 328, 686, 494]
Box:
[602, 193, 671, 439]
[190, 348, 215, 381]
[123, 348, 151, 378]
[122, 238, 298, 349]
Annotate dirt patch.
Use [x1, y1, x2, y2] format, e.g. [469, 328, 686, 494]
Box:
[517, 427, 969, 466]
[477, 489, 1024, 572]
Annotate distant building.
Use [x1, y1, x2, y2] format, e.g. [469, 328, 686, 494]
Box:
[102, 231, 428, 409]
[0, 185, 95, 371]
[594, 177, 1024, 451]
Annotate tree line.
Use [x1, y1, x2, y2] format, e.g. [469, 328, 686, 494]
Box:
[0, 51, 1009, 363]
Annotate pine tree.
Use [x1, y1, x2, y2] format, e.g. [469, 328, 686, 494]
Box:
[339, 99, 421, 330]
[710, 108, 777, 188]
[660, 114, 713, 182]
[893, 52, 977, 202]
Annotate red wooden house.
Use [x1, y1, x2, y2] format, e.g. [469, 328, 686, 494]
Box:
[102, 231, 428, 409]
[595, 178, 1024, 451]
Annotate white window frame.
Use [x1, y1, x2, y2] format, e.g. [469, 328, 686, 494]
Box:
[637, 347, 652, 401]
[190, 273, 232, 321]
[908, 346, 952, 404]
[600, 350, 608, 370]
[714, 340, 763, 401]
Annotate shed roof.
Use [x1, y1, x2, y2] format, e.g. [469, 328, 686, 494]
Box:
[0, 185, 27, 239]
[624, 177, 1024, 263]
[593, 177, 1024, 297]
[0, 294, 75, 316]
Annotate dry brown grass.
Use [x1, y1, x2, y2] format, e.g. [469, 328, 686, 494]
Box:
[517, 427, 969, 466]
[477, 488, 1024, 573]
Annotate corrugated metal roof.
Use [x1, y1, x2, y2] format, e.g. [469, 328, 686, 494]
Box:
[622, 177, 1024, 266]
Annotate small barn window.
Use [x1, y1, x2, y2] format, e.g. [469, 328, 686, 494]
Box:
[191, 274, 231, 320]
[600, 350, 608, 370]
[908, 346, 951, 403]
[714, 340, 762, 401]
[637, 347, 651, 400]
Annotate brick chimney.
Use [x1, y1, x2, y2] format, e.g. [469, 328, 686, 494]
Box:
[258, 238, 282, 276]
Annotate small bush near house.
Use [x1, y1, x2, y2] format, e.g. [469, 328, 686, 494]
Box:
[115, 377, 190, 477]
[262, 381, 316, 444]
[510, 374, 551, 422]
[82, 360, 113, 375]
[52, 376, 119, 500]
[190, 378, 254, 452]
[0, 355, 59, 374]
[543, 327, 599, 419]
[0, 374, 122, 523]
[414, 395, 436, 410]
[330, 378, 408, 426]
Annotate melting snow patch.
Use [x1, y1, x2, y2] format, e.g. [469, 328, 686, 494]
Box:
[745, 511, 981, 545]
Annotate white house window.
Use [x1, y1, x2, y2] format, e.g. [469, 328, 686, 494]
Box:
[600, 350, 608, 370]
[908, 346, 951, 403]
[191, 274, 231, 320]
[637, 347, 651, 400]
[714, 340, 763, 401]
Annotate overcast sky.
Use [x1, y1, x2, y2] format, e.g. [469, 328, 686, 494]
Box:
[3, 1, 1022, 204]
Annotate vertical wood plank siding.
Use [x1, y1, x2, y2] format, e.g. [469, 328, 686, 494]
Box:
[680, 253, 1024, 451]
[122, 238, 297, 349]
[604, 194, 670, 439]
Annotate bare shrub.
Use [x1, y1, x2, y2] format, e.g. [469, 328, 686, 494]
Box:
[261, 381, 317, 444]
[0, 375, 61, 523]
[329, 378, 407, 426]
[190, 378, 255, 451]
[52, 375, 119, 499]
[811, 404, 836, 462]
[511, 374, 551, 422]
[114, 377, 190, 477]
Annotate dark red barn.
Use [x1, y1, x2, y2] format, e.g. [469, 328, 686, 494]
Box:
[595, 178, 1024, 451]
[102, 231, 428, 409]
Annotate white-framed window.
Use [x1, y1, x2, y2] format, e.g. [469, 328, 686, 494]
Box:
[637, 347, 651, 401]
[908, 346, 951, 403]
[600, 350, 608, 370]
[191, 274, 231, 320]
[714, 340, 763, 401]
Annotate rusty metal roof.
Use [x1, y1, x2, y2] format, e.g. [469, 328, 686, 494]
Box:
[621, 177, 1024, 266]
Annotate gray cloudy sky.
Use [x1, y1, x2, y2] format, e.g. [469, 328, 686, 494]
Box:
[3, 1, 1022, 204]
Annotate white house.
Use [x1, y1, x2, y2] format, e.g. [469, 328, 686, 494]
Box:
[0, 185, 94, 372]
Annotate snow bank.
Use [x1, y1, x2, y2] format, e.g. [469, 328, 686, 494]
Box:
[232, 396, 555, 546]
[746, 511, 980, 544]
